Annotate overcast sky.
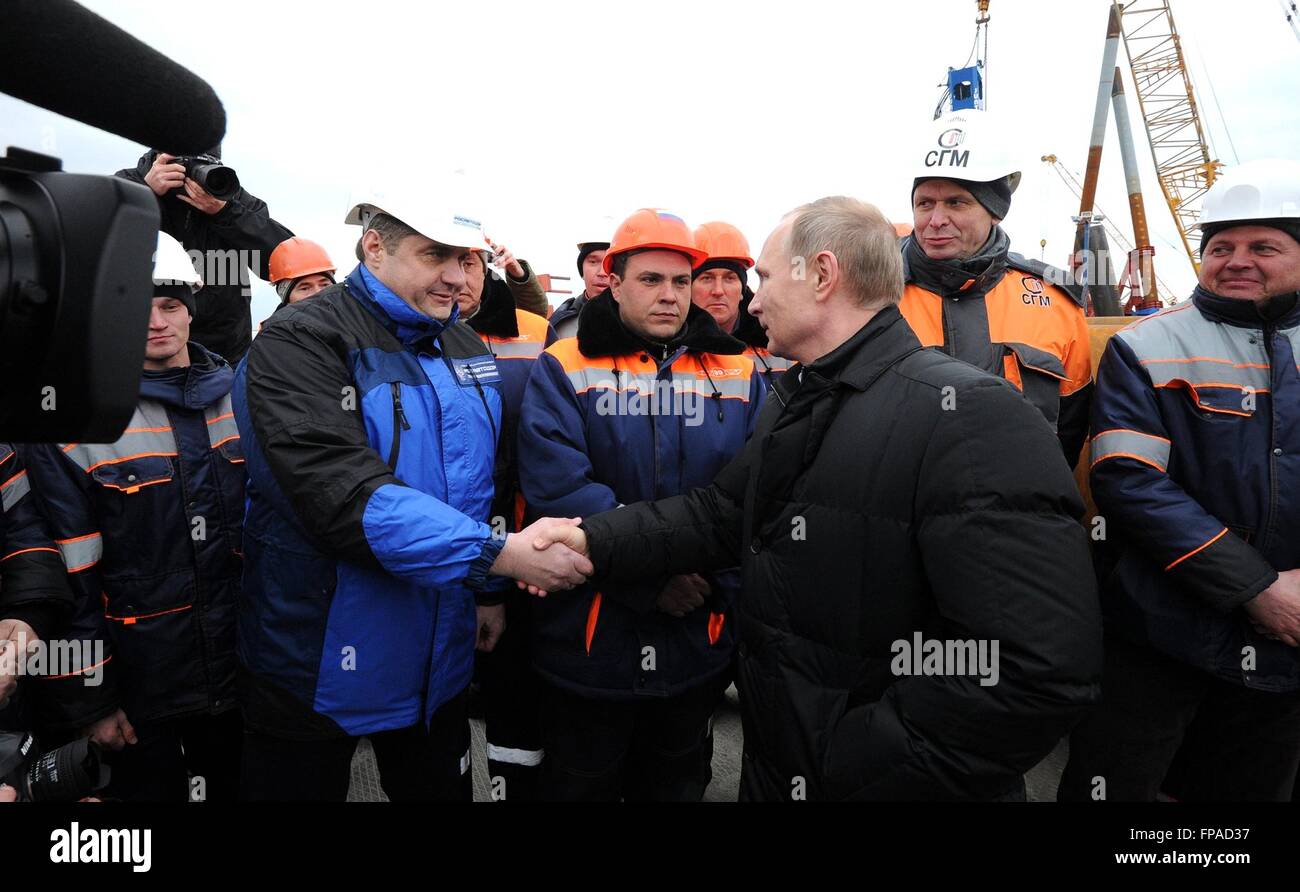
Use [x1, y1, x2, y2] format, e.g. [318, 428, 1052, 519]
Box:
[5, 0, 1299, 326]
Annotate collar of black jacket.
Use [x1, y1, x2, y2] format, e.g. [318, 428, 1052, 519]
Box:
[731, 283, 768, 348]
[1193, 285, 1300, 329]
[467, 274, 520, 338]
[902, 225, 1011, 299]
[139, 342, 233, 410]
[576, 289, 746, 359]
[773, 305, 922, 402]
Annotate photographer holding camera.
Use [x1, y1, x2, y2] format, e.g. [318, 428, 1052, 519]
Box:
[117, 148, 293, 365]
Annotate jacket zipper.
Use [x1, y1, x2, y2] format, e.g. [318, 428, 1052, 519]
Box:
[464, 364, 499, 445]
[1262, 325, 1279, 554]
[388, 382, 411, 469]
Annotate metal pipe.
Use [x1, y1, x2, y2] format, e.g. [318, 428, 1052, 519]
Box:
[1078, 3, 1123, 220]
[1110, 66, 1158, 309]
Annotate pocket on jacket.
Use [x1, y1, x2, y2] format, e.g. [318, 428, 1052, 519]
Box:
[90, 455, 175, 494]
[1178, 382, 1258, 421]
[1001, 342, 1067, 430]
[103, 579, 202, 711]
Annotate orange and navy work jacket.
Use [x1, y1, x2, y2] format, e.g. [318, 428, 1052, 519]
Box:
[516, 295, 765, 700]
[18, 345, 245, 731]
[744, 344, 795, 383]
[899, 251, 1093, 460]
[1088, 287, 1300, 691]
[0, 444, 73, 635]
[474, 307, 556, 537]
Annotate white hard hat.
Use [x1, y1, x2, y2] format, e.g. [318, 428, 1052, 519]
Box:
[152, 232, 202, 291]
[1197, 159, 1300, 230]
[914, 110, 1022, 193]
[344, 184, 491, 251]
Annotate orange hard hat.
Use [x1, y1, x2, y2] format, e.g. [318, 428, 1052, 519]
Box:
[693, 221, 754, 269]
[602, 209, 707, 274]
[269, 237, 336, 284]
[893, 222, 914, 239]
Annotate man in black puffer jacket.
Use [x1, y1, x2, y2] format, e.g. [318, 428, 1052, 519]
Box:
[533, 196, 1103, 800]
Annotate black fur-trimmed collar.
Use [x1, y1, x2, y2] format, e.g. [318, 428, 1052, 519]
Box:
[731, 284, 768, 348]
[576, 289, 745, 359]
[467, 275, 519, 339]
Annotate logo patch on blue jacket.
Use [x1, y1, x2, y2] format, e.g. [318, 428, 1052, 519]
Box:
[455, 357, 502, 386]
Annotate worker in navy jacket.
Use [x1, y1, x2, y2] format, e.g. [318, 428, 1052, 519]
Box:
[518, 209, 765, 801]
[1060, 160, 1300, 802]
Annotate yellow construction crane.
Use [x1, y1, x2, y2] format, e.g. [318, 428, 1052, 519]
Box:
[1118, 1, 1222, 273]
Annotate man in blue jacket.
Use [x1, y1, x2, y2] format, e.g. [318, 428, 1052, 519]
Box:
[234, 189, 591, 802]
[1060, 160, 1300, 801]
[518, 209, 765, 801]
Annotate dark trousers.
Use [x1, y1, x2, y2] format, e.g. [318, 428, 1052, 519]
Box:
[478, 595, 542, 802]
[1059, 635, 1300, 802]
[538, 677, 725, 802]
[238, 689, 471, 802]
[102, 709, 243, 802]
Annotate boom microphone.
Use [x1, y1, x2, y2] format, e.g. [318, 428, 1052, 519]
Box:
[0, 0, 226, 154]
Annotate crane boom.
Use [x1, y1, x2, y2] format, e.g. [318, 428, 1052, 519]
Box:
[1118, 1, 1221, 273]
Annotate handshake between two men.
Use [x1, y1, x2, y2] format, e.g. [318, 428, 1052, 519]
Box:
[488, 517, 592, 597]
[489, 517, 714, 618]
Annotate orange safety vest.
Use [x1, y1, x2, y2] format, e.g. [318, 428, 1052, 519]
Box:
[480, 308, 552, 360]
[899, 269, 1091, 427]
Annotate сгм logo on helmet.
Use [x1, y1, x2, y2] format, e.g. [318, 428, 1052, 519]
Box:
[938, 128, 965, 149]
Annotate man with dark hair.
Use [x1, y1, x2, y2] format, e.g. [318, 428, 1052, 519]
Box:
[234, 189, 590, 801]
[518, 209, 765, 801]
[900, 111, 1092, 464]
[550, 238, 611, 339]
[117, 149, 294, 365]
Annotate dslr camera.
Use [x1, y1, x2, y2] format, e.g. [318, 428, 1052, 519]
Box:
[0, 729, 110, 801]
[169, 152, 240, 201]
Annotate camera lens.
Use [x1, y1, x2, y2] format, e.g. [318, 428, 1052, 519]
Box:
[190, 163, 239, 201]
[25, 737, 105, 802]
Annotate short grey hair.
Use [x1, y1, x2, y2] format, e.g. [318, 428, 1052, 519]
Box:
[354, 212, 420, 262]
[786, 196, 904, 308]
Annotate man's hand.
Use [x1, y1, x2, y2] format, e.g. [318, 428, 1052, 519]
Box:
[491, 517, 592, 597]
[143, 152, 187, 197]
[489, 241, 527, 281]
[83, 709, 137, 752]
[0, 619, 37, 707]
[1245, 569, 1300, 646]
[656, 574, 710, 618]
[530, 518, 588, 556]
[177, 177, 228, 215]
[0, 784, 16, 803]
[476, 604, 506, 653]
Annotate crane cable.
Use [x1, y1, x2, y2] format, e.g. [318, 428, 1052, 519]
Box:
[1278, 0, 1300, 42]
[933, 25, 983, 118]
[1042, 156, 1178, 302]
[1186, 29, 1240, 165]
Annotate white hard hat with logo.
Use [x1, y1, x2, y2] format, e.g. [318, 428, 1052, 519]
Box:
[344, 184, 492, 251]
[152, 232, 203, 291]
[1198, 159, 1300, 230]
[914, 110, 1022, 192]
